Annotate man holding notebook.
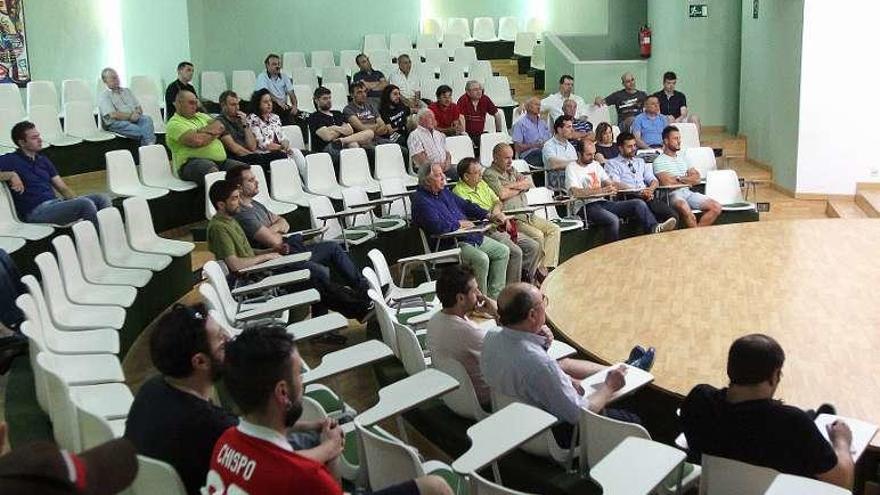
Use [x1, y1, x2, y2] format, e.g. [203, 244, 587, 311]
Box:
[680, 334, 855, 489]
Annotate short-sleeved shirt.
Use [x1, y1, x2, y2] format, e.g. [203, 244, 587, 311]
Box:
[541, 137, 578, 171]
[482, 165, 528, 213]
[216, 113, 248, 149]
[452, 180, 500, 211]
[565, 160, 610, 206]
[308, 110, 346, 151]
[429, 101, 461, 130]
[343, 101, 380, 127]
[0, 151, 58, 219]
[540, 92, 587, 121]
[165, 80, 196, 119]
[426, 311, 491, 404]
[511, 115, 551, 159]
[125, 375, 238, 495]
[98, 87, 141, 126]
[481, 327, 586, 425]
[631, 112, 668, 147]
[407, 126, 447, 165]
[605, 155, 656, 189]
[457, 94, 498, 137]
[653, 90, 687, 118]
[166, 112, 228, 173]
[245, 113, 284, 151]
[653, 152, 690, 178]
[680, 384, 838, 477]
[207, 214, 254, 262]
[255, 71, 294, 102]
[352, 69, 386, 98]
[388, 68, 421, 99]
[596, 143, 619, 161]
[234, 200, 273, 248]
[411, 187, 488, 247]
[206, 421, 342, 495]
[380, 103, 410, 134]
[604, 89, 648, 124]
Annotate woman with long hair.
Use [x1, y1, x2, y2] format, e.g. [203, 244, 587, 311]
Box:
[246, 88, 291, 154]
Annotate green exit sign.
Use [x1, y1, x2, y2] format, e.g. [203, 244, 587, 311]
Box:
[689, 4, 708, 17]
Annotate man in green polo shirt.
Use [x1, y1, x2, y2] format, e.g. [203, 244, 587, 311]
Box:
[452, 157, 541, 284]
[167, 90, 246, 183]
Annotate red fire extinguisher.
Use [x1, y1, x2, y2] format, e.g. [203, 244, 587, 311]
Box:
[639, 25, 652, 58]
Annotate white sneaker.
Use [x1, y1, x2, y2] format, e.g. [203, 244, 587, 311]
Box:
[654, 217, 677, 233]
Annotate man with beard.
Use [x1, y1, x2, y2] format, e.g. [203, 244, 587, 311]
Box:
[125, 305, 343, 495]
[308, 86, 376, 154]
[205, 325, 454, 495]
[652, 125, 721, 227]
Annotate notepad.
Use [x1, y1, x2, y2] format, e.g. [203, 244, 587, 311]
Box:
[582, 363, 654, 403]
[815, 414, 878, 461]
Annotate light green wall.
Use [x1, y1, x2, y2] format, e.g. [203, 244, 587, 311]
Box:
[738, 0, 804, 192]
[547, 0, 645, 61]
[187, 0, 420, 76]
[120, 0, 191, 87]
[647, 0, 741, 131]
[427, 0, 530, 22]
[547, 0, 609, 35]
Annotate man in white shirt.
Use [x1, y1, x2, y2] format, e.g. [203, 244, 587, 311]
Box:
[540, 74, 587, 121]
[541, 115, 578, 192]
[566, 141, 675, 243]
[408, 108, 454, 179]
[388, 54, 423, 113]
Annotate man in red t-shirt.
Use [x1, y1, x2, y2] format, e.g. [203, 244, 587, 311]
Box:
[428, 84, 464, 137]
[456, 81, 501, 145]
[203, 325, 453, 495]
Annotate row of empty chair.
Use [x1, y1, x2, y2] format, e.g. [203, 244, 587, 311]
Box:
[421, 16, 544, 43]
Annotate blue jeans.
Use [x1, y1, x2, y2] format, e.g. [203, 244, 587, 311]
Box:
[583, 199, 658, 242]
[284, 239, 367, 292]
[26, 194, 112, 227]
[0, 250, 24, 328]
[106, 115, 156, 145]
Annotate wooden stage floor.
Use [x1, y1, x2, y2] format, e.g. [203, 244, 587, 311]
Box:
[543, 219, 880, 446]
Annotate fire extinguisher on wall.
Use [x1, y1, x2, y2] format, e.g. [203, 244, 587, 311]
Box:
[639, 24, 652, 58]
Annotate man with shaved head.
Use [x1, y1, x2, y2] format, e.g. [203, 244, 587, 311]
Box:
[408, 108, 455, 179]
[631, 96, 668, 149]
[595, 72, 648, 132]
[511, 96, 551, 169]
[481, 283, 654, 446]
[457, 80, 502, 146]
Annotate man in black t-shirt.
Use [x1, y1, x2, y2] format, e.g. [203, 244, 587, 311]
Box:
[307, 86, 375, 161]
[680, 334, 854, 490]
[595, 72, 648, 132]
[651, 71, 701, 131]
[165, 61, 199, 120]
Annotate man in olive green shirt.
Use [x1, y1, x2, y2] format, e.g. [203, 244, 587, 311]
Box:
[483, 143, 561, 271]
[452, 157, 541, 283]
[167, 90, 246, 183]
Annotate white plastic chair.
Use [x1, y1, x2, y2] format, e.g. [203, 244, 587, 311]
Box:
[249, 164, 298, 215]
[282, 51, 307, 71]
[105, 150, 169, 199]
[442, 33, 466, 58]
[308, 195, 376, 247]
[526, 187, 584, 231]
[682, 147, 717, 178]
[305, 152, 344, 200]
[0, 83, 25, 117]
[368, 248, 435, 308]
[340, 148, 381, 193]
[479, 132, 512, 167]
[0, 183, 54, 240]
[200, 71, 227, 103]
[513, 32, 538, 58]
[311, 50, 337, 77]
[585, 104, 612, 127]
[0, 236, 23, 253]
[280, 124, 307, 151]
[138, 144, 197, 191]
[129, 75, 161, 104]
[366, 49, 393, 68]
[672, 122, 700, 148]
[498, 17, 519, 42]
[379, 178, 413, 220]
[204, 171, 225, 219]
[338, 50, 361, 76]
[129, 456, 188, 495]
[97, 208, 172, 271]
[705, 170, 755, 211]
[424, 48, 449, 73]
[270, 157, 318, 207]
[292, 83, 315, 112]
[526, 17, 544, 39]
[72, 221, 152, 287]
[122, 197, 195, 257]
[468, 60, 493, 85]
[17, 290, 119, 359]
[454, 46, 478, 67]
[138, 95, 166, 133]
[29, 104, 82, 146]
[363, 34, 387, 52]
[699, 454, 778, 495]
[419, 74, 441, 103]
[231, 70, 256, 99]
[72, 393, 126, 450]
[375, 143, 418, 187]
[61, 79, 95, 108]
[485, 76, 517, 107]
[446, 135, 475, 164]
[433, 355, 489, 421]
[417, 34, 441, 59]
[27, 80, 59, 113]
[473, 17, 499, 42]
[422, 18, 443, 39]
[0, 107, 24, 149]
[292, 67, 319, 88]
[447, 17, 472, 41]
[389, 34, 412, 57]
[342, 187, 406, 232]
[321, 67, 349, 86]
[325, 82, 349, 112]
[531, 44, 546, 71]
[51, 235, 136, 309]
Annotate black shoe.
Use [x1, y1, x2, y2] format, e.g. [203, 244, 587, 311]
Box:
[816, 403, 837, 416]
[315, 331, 348, 345]
[631, 347, 656, 372]
[0, 333, 28, 353]
[625, 345, 646, 365]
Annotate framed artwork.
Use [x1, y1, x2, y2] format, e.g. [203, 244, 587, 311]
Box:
[0, 0, 29, 86]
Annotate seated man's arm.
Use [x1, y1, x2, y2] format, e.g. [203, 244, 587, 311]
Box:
[178, 119, 225, 148]
[684, 167, 702, 185]
[219, 135, 253, 157]
[346, 115, 371, 133]
[631, 123, 650, 149]
[530, 361, 586, 426]
[583, 366, 626, 413]
[0, 171, 23, 193]
[50, 175, 76, 200]
[252, 225, 285, 250]
[412, 198, 460, 235]
[815, 422, 854, 489]
[210, 227, 280, 273]
[654, 170, 679, 187]
[485, 172, 527, 201]
[223, 251, 279, 273]
[287, 90, 298, 112]
[544, 154, 575, 172]
[315, 125, 342, 142]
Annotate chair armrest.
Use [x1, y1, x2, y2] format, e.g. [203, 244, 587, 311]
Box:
[398, 248, 462, 264]
[236, 289, 320, 321]
[237, 252, 312, 275]
[288, 313, 349, 342]
[302, 340, 394, 384]
[231, 269, 310, 297]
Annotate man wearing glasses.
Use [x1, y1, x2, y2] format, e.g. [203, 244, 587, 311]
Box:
[604, 131, 678, 224]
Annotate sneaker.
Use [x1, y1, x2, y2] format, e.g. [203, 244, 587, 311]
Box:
[631, 347, 656, 372]
[625, 345, 646, 365]
[654, 217, 677, 234]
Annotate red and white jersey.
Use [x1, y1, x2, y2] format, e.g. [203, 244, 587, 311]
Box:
[202, 421, 341, 495]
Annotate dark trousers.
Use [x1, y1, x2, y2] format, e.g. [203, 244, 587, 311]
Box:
[0, 250, 24, 329]
[236, 150, 289, 166]
[271, 101, 308, 140]
[646, 197, 679, 224]
[552, 408, 642, 448]
[283, 238, 370, 320]
[583, 199, 658, 242]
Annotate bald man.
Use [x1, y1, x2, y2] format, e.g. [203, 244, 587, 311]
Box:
[511, 97, 551, 169]
[631, 96, 669, 149]
[408, 108, 454, 179]
[595, 72, 648, 132]
[481, 283, 653, 446]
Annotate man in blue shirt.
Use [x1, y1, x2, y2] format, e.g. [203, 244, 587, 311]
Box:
[630, 96, 668, 149]
[604, 131, 677, 223]
[0, 121, 110, 226]
[255, 53, 303, 128]
[412, 163, 509, 298]
[511, 96, 551, 169]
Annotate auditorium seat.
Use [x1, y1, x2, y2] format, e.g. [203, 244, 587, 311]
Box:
[61, 79, 95, 109]
[479, 132, 512, 167]
[138, 95, 166, 132]
[416, 34, 441, 59]
[292, 67, 319, 88]
[0, 184, 54, 240]
[526, 17, 544, 40]
[130, 75, 162, 107]
[378, 178, 413, 221]
[122, 197, 195, 258]
[200, 71, 227, 103]
[29, 104, 82, 147]
[526, 187, 584, 231]
[63, 101, 115, 142]
[442, 33, 465, 58]
[72, 395, 125, 450]
[105, 150, 170, 200]
[51, 235, 137, 309]
[375, 143, 417, 188]
[365, 49, 392, 68]
[513, 32, 538, 58]
[485, 76, 517, 107]
[705, 170, 756, 211]
[671, 122, 700, 148]
[308, 195, 376, 247]
[682, 147, 717, 178]
[424, 47, 449, 73]
[468, 60, 493, 84]
[323, 82, 348, 112]
[363, 33, 387, 53]
[473, 17, 499, 42]
[0, 82, 25, 117]
[585, 104, 612, 127]
[231, 70, 256, 100]
[128, 456, 188, 495]
[446, 17, 472, 42]
[281, 124, 308, 151]
[138, 144, 197, 191]
[0, 236, 23, 253]
[305, 152, 344, 200]
[531, 44, 545, 71]
[43, 243, 133, 310]
[446, 135, 475, 164]
[249, 164, 298, 216]
[342, 187, 406, 232]
[320, 66, 349, 87]
[72, 221, 152, 287]
[203, 171, 225, 219]
[310, 50, 337, 79]
[421, 18, 443, 40]
[282, 51, 307, 71]
[27, 80, 59, 114]
[419, 73, 440, 102]
[389, 33, 412, 57]
[339, 148, 381, 193]
[338, 50, 361, 76]
[97, 208, 172, 271]
[453, 46, 478, 67]
[498, 16, 520, 42]
[293, 83, 316, 112]
[270, 157, 318, 208]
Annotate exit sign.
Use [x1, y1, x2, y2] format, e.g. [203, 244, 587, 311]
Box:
[689, 4, 708, 17]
